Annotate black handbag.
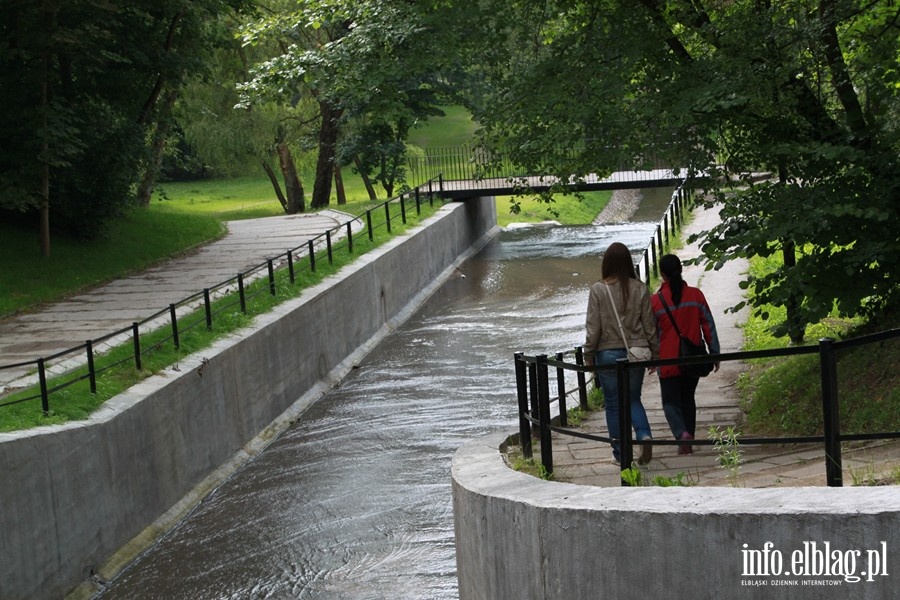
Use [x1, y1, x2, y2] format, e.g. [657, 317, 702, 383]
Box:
[658, 292, 714, 378]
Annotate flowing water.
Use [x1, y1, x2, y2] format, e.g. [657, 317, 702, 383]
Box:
[96, 189, 673, 600]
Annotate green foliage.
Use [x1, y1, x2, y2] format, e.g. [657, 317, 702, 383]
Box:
[467, 0, 900, 340]
[0, 0, 253, 238]
[496, 191, 611, 228]
[0, 208, 223, 317]
[620, 465, 642, 486]
[238, 0, 461, 208]
[407, 105, 479, 148]
[587, 384, 604, 410]
[566, 406, 585, 426]
[622, 464, 694, 487]
[650, 472, 692, 487]
[708, 426, 742, 487]
[739, 254, 899, 438]
[508, 452, 553, 481]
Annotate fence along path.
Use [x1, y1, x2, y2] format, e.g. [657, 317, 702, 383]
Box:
[0, 210, 362, 391]
[520, 202, 900, 488]
[0, 165, 686, 397]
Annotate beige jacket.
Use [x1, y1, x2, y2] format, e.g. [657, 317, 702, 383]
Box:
[584, 278, 659, 363]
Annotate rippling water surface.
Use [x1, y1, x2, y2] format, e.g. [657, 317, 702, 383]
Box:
[97, 190, 671, 599]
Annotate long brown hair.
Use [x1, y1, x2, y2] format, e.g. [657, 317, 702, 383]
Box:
[601, 242, 637, 304]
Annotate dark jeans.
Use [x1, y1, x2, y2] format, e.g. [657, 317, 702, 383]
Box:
[594, 348, 651, 461]
[658, 375, 700, 439]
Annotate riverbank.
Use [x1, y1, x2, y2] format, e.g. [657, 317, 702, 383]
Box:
[0, 198, 498, 600]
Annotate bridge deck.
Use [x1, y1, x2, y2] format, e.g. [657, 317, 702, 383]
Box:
[433, 168, 690, 199]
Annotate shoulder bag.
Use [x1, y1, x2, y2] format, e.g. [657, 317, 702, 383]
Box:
[604, 283, 652, 363]
[657, 291, 713, 377]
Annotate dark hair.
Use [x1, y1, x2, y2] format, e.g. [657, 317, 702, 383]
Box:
[601, 242, 637, 304]
[659, 254, 685, 305]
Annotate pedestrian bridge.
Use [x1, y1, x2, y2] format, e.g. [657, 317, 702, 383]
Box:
[434, 168, 689, 200]
[407, 145, 694, 199]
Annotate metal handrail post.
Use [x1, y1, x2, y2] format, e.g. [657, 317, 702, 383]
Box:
[536, 354, 554, 476]
[819, 338, 843, 487]
[514, 353, 532, 459]
[528, 360, 539, 437]
[38, 358, 49, 415]
[169, 304, 180, 349]
[132, 322, 142, 370]
[616, 358, 633, 482]
[86, 340, 97, 394]
[556, 352, 568, 427]
[575, 347, 588, 411]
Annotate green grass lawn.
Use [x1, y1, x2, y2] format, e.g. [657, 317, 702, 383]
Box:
[1, 105, 611, 316]
[0, 201, 442, 431]
[0, 208, 224, 317]
[738, 254, 899, 437]
[408, 104, 480, 148]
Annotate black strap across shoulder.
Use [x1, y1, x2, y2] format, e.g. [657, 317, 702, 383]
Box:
[657, 291, 685, 338]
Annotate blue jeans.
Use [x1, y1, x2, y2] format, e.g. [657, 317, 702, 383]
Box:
[594, 348, 652, 461]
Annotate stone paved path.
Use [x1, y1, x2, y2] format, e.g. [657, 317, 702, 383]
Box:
[0, 210, 362, 392]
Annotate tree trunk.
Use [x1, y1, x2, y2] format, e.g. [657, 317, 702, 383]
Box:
[334, 163, 346, 205]
[276, 143, 305, 214]
[136, 89, 177, 207]
[777, 167, 804, 344]
[353, 154, 378, 200]
[39, 7, 52, 258]
[818, 0, 868, 142]
[311, 101, 342, 209]
[782, 239, 805, 344]
[137, 10, 184, 126]
[40, 154, 50, 258]
[261, 160, 288, 212]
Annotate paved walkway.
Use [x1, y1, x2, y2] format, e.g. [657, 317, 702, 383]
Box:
[0, 210, 361, 392]
[544, 202, 900, 488]
[3, 199, 896, 486]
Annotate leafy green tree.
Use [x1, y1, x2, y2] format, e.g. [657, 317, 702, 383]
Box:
[466, 0, 900, 341]
[0, 0, 251, 253]
[239, 0, 457, 208]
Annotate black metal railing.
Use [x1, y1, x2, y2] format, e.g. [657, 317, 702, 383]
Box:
[634, 182, 693, 284]
[407, 144, 678, 185]
[0, 176, 448, 416]
[514, 328, 900, 487]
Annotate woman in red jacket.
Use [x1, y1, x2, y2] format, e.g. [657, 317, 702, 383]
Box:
[650, 254, 720, 454]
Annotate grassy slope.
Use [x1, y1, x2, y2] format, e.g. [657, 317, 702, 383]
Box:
[738, 255, 899, 437]
[2, 106, 608, 316]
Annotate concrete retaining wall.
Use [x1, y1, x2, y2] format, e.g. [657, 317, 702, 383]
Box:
[453, 432, 899, 600]
[0, 197, 497, 600]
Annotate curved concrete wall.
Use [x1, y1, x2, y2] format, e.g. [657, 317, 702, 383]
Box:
[452, 432, 899, 600]
[0, 198, 497, 600]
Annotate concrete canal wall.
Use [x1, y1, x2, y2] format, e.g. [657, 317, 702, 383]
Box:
[0, 198, 497, 600]
[452, 432, 899, 600]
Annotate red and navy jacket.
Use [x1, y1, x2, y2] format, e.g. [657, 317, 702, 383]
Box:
[650, 280, 720, 379]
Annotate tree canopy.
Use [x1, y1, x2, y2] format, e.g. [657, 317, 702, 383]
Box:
[238, 0, 459, 208]
[0, 0, 251, 249]
[3, 0, 897, 339]
[464, 0, 900, 339]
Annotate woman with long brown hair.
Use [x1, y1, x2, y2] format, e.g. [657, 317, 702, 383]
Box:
[584, 242, 659, 465]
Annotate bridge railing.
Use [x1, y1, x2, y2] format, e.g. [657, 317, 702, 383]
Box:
[0, 177, 448, 421]
[513, 328, 900, 487]
[407, 144, 677, 188]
